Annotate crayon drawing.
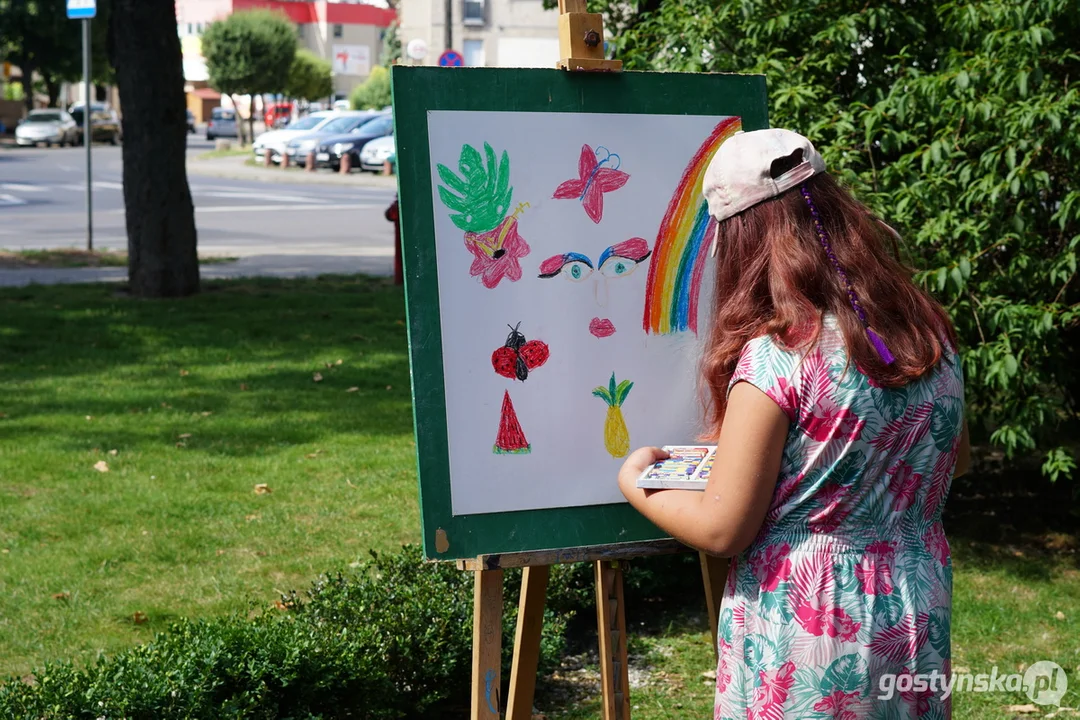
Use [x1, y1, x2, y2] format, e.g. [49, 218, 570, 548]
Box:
[437, 142, 530, 288]
[494, 391, 531, 454]
[553, 144, 630, 224]
[538, 238, 651, 338]
[592, 372, 633, 458]
[491, 323, 550, 381]
[643, 117, 742, 334]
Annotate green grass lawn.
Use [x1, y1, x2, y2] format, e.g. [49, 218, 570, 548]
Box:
[0, 277, 1076, 718]
[0, 276, 418, 678]
[0, 249, 236, 269]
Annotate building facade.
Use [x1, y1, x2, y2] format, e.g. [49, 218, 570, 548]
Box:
[176, 0, 396, 100]
[399, 0, 559, 69]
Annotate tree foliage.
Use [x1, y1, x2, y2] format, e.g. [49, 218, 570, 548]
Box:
[349, 65, 390, 110]
[286, 48, 332, 102]
[380, 20, 401, 68]
[202, 9, 296, 142]
[0, 0, 113, 110]
[593, 0, 1079, 478]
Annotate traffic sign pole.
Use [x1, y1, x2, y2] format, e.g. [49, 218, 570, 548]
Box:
[83, 17, 93, 252]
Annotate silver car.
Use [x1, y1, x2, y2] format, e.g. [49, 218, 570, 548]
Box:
[15, 109, 79, 147]
[206, 107, 239, 140]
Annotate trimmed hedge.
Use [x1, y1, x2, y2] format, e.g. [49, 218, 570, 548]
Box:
[0, 547, 704, 718]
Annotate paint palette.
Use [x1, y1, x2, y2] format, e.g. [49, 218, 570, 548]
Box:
[636, 445, 716, 490]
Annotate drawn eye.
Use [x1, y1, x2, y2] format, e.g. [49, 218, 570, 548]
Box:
[599, 257, 640, 278]
[562, 261, 594, 282]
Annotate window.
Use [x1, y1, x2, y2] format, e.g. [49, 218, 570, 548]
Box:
[297, 23, 305, 38]
[333, 23, 344, 38]
[463, 0, 485, 26]
[186, 23, 193, 35]
[463, 39, 485, 67]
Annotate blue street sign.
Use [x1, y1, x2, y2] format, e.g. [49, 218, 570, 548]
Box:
[67, 0, 96, 19]
[438, 50, 464, 68]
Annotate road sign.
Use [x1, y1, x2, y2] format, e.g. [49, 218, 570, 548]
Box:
[438, 50, 464, 67]
[66, 0, 96, 19]
[406, 38, 428, 61]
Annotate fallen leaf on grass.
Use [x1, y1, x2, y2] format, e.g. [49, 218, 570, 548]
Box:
[93, 461, 109, 473]
[255, 551, 267, 557]
[1055, 610, 1066, 620]
[85, 415, 93, 421]
[0, 413, 8, 419]
[216, 549, 226, 556]
[1005, 705, 1039, 714]
[178, 433, 192, 439]
[273, 599, 294, 611]
[313, 372, 323, 382]
[160, 402, 172, 408]
[701, 670, 716, 681]
[385, 385, 392, 391]
[254, 484, 271, 495]
[132, 612, 148, 625]
[52, 592, 70, 601]
[108, 449, 118, 456]
[200, 411, 213, 417]
[305, 450, 322, 459]
[245, 514, 260, 522]
[345, 387, 359, 393]
[335, 359, 343, 365]
[239, 383, 249, 391]
[179, 369, 190, 377]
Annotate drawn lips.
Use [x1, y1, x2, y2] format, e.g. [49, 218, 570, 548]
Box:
[590, 318, 616, 338]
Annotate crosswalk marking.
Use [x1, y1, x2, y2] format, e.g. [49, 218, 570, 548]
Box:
[0, 183, 48, 193]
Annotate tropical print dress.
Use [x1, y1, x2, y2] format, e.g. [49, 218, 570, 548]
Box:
[715, 315, 965, 720]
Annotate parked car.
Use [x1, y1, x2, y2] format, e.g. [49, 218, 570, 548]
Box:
[14, 109, 79, 147]
[68, 103, 121, 145]
[264, 102, 293, 130]
[358, 133, 396, 172]
[186, 109, 196, 134]
[315, 113, 393, 171]
[252, 111, 337, 163]
[282, 111, 381, 165]
[206, 107, 239, 140]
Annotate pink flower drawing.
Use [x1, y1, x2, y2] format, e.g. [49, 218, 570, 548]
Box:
[463, 216, 531, 289]
[812, 689, 864, 720]
[748, 661, 797, 720]
[751, 543, 793, 592]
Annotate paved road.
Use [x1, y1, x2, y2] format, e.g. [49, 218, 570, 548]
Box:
[0, 134, 399, 284]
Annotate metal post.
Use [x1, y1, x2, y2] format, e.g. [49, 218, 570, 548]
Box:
[82, 17, 93, 251]
[444, 0, 452, 51]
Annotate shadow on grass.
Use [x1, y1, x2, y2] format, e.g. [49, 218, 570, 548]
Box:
[0, 276, 416, 452]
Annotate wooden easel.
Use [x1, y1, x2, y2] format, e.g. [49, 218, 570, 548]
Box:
[460, 542, 729, 720]
[458, 7, 727, 718]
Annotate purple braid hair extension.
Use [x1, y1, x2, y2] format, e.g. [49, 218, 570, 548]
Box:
[799, 184, 896, 365]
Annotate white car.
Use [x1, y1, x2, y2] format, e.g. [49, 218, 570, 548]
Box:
[252, 111, 337, 163]
[358, 134, 395, 172]
[15, 109, 79, 147]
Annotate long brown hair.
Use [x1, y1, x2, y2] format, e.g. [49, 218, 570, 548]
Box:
[700, 172, 957, 439]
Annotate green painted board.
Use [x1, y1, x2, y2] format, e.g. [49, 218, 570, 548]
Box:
[391, 66, 768, 561]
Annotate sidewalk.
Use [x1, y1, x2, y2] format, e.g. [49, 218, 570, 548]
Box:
[0, 253, 394, 288]
[186, 153, 399, 189]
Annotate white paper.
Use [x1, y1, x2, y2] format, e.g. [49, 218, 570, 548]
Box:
[425, 110, 729, 516]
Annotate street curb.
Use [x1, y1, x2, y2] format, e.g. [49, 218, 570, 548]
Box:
[187, 156, 399, 190]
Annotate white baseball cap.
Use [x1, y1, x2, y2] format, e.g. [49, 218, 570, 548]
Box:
[702, 128, 826, 224]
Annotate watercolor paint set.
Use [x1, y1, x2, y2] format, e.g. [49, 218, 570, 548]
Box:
[636, 445, 717, 490]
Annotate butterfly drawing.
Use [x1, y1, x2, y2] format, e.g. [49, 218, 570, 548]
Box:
[553, 144, 630, 224]
[491, 323, 550, 381]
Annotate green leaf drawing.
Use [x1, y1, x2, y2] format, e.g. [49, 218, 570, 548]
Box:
[592, 387, 613, 406]
[615, 379, 634, 406]
[435, 142, 513, 233]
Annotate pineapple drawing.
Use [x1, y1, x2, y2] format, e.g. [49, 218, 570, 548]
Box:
[437, 143, 530, 289]
[592, 372, 633, 458]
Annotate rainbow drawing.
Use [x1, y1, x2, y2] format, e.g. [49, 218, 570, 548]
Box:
[643, 116, 742, 335]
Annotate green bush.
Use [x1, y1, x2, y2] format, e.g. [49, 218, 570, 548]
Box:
[349, 66, 391, 111]
[0, 546, 567, 719]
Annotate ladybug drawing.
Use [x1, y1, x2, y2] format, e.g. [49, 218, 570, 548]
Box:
[491, 322, 550, 381]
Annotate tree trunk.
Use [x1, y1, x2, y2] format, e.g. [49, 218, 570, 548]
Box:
[108, 0, 199, 298]
[44, 76, 60, 108]
[18, 61, 35, 114]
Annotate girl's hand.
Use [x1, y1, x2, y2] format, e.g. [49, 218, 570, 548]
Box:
[617, 446, 669, 498]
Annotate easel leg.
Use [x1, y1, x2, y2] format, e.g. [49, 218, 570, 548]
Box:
[472, 568, 504, 720]
[699, 552, 730, 662]
[506, 565, 550, 720]
[595, 560, 631, 720]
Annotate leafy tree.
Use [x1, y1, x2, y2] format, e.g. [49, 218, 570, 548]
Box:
[598, 0, 1079, 479]
[0, 0, 112, 110]
[380, 20, 401, 68]
[285, 48, 332, 103]
[108, 0, 198, 297]
[201, 9, 297, 144]
[349, 65, 390, 110]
